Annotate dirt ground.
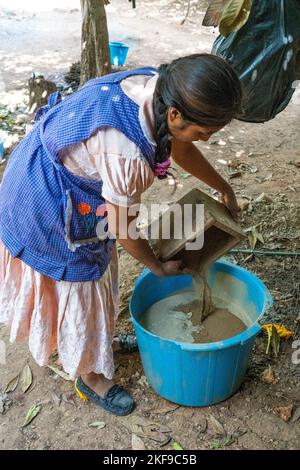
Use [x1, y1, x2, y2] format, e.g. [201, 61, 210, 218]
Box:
[0, 0, 299, 451]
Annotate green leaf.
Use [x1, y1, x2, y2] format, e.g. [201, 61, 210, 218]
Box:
[89, 421, 106, 429]
[22, 405, 41, 427]
[224, 435, 235, 446]
[5, 118, 14, 127]
[3, 375, 19, 393]
[202, 0, 232, 27]
[0, 109, 9, 119]
[211, 439, 222, 449]
[172, 441, 184, 450]
[219, 0, 253, 37]
[20, 363, 32, 393]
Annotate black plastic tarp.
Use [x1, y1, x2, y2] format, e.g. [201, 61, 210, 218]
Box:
[212, 0, 300, 123]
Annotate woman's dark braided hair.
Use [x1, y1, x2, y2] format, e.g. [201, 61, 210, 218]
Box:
[153, 53, 243, 179]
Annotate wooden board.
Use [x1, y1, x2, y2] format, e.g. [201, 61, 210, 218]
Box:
[147, 187, 246, 267]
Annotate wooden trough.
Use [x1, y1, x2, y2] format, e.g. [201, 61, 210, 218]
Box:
[147, 188, 246, 272]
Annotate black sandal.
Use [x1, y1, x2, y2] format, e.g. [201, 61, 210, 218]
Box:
[74, 376, 135, 416]
[114, 334, 138, 353]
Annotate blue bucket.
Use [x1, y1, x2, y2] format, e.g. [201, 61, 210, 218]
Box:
[130, 259, 273, 406]
[0, 131, 5, 159]
[109, 41, 129, 66]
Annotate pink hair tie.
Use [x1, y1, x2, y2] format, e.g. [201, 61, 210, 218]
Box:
[153, 158, 171, 177]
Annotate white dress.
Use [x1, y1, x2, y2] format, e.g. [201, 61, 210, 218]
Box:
[0, 74, 158, 380]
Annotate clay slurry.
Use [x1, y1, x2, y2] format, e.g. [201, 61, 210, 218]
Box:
[139, 273, 247, 343]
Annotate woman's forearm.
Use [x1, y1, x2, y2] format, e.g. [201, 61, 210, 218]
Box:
[106, 202, 163, 275]
[106, 202, 186, 277]
[171, 140, 231, 194]
[118, 236, 162, 274]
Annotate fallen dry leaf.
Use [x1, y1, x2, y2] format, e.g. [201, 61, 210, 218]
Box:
[246, 225, 264, 250]
[274, 405, 293, 422]
[47, 365, 72, 381]
[207, 415, 225, 436]
[132, 434, 146, 450]
[151, 400, 180, 414]
[20, 363, 32, 393]
[123, 416, 171, 444]
[291, 407, 300, 423]
[202, 0, 232, 27]
[219, 0, 253, 37]
[261, 366, 277, 384]
[197, 416, 207, 434]
[3, 375, 19, 394]
[254, 193, 273, 203]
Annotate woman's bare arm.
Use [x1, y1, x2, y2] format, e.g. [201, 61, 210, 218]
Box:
[171, 139, 239, 219]
[106, 201, 184, 276]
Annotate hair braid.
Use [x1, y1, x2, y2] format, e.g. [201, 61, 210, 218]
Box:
[153, 65, 172, 179]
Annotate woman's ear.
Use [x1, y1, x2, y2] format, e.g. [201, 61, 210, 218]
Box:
[168, 107, 184, 125]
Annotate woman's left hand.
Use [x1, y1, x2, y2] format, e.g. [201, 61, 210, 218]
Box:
[218, 187, 240, 221]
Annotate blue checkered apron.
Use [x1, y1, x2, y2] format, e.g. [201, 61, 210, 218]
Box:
[0, 67, 157, 281]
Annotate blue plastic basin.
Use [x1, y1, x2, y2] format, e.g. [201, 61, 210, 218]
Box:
[130, 259, 272, 406]
[109, 41, 129, 66]
[0, 132, 5, 159]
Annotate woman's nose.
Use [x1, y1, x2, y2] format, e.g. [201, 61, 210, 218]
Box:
[200, 134, 211, 142]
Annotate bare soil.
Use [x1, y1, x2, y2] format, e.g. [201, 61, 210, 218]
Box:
[0, 0, 299, 451]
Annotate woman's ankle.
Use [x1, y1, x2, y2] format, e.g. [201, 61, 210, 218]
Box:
[81, 372, 102, 385]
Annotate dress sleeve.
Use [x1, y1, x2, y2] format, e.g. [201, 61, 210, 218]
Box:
[98, 153, 154, 207]
[86, 128, 154, 207]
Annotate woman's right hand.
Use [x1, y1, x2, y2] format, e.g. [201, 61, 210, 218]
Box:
[152, 260, 185, 277]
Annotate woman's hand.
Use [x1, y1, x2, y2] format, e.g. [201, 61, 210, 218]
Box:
[218, 187, 240, 221]
[151, 260, 186, 277]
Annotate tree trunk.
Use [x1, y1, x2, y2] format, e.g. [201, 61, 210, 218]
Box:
[28, 75, 57, 114]
[80, 0, 111, 86]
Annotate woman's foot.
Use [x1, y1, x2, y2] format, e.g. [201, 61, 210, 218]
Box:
[81, 372, 115, 397]
[76, 372, 135, 416]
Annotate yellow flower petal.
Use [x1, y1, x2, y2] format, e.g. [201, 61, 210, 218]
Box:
[262, 323, 293, 339]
